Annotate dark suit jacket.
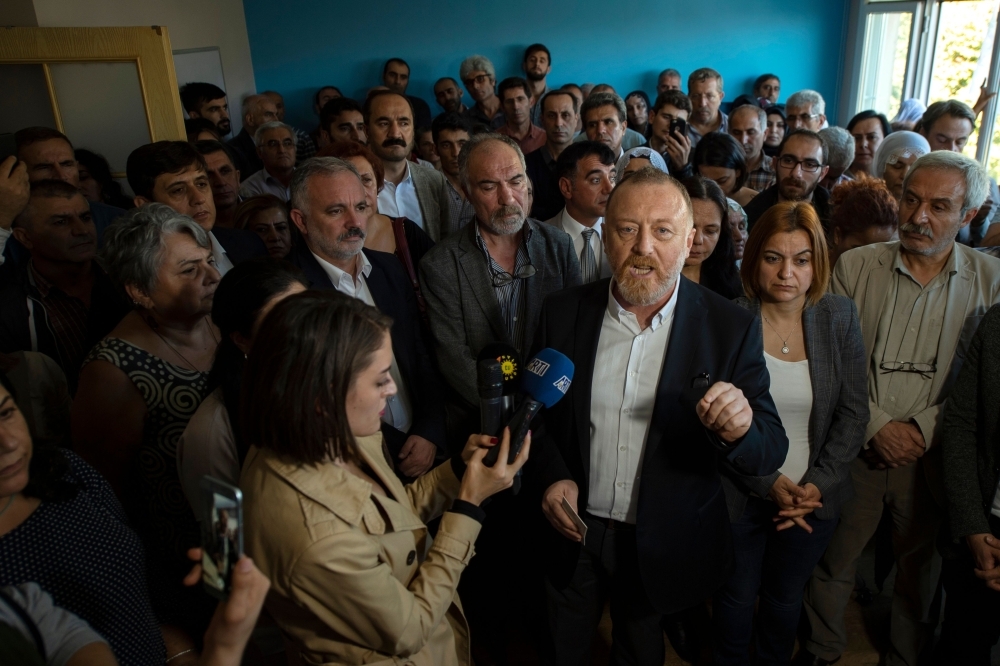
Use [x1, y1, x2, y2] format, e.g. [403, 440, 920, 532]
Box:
[942, 303, 1000, 550]
[288, 243, 447, 450]
[418, 219, 581, 443]
[744, 184, 831, 234]
[408, 95, 433, 130]
[528, 277, 788, 614]
[212, 227, 268, 265]
[524, 146, 563, 222]
[725, 294, 869, 521]
[226, 129, 263, 182]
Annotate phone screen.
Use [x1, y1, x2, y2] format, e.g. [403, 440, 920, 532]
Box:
[200, 481, 243, 599]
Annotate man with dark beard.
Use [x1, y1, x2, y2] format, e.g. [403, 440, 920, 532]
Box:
[743, 129, 832, 232]
[365, 90, 451, 241]
[798, 150, 1000, 666]
[523, 43, 552, 126]
[529, 167, 787, 665]
[419, 133, 581, 662]
[286, 156, 447, 479]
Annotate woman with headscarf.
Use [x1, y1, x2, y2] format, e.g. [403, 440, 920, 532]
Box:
[615, 146, 668, 183]
[890, 98, 926, 132]
[872, 131, 930, 202]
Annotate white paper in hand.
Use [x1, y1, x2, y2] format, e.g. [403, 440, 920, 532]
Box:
[560, 496, 588, 545]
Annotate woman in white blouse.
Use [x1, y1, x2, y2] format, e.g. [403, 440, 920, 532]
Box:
[713, 201, 869, 665]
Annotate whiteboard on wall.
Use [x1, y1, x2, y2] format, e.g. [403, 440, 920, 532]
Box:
[172, 47, 241, 133]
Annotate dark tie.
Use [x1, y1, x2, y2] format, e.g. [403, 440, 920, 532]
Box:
[580, 228, 598, 283]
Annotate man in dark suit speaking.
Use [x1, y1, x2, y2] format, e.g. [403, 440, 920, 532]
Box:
[529, 167, 788, 665]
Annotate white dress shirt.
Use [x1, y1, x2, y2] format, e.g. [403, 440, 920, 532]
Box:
[377, 161, 425, 229]
[311, 250, 413, 432]
[208, 231, 234, 276]
[557, 208, 612, 280]
[587, 280, 679, 523]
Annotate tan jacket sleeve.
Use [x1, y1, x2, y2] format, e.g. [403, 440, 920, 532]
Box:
[405, 460, 462, 525]
[289, 510, 481, 658]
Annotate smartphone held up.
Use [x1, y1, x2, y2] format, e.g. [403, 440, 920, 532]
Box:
[200, 476, 243, 599]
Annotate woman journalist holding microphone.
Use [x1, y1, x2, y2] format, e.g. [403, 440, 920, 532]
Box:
[240, 290, 529, 665]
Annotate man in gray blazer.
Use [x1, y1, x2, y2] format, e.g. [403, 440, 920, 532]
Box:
[420, 132, 581, 442]
[419, 132, 580, 663]
[799, 152, 1000, 666]
[366, 91, 452, 241]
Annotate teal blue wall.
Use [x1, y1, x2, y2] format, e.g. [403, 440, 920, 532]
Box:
[243, 0, 851, 131]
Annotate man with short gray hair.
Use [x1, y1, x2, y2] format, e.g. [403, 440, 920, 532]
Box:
[799, 151, 1000, 666]
[460, 55, 505, 129]
[286, 156, 447, 479]
[818, 127, 855, 191]
[729, 104, 774, 191]
[657, 68, 682, 94]
[227, 94, 279, 180]
[785, 90, 827, 132]
[239, 121, 296, 201]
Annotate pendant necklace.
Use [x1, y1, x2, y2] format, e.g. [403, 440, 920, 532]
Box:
[763, 315, 799, 355]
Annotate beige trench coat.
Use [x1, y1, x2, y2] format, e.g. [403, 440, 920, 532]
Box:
[241, 434, 480, 665]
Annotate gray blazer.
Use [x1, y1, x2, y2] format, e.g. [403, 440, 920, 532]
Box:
[418, 219, 581, 411]
[409, 161, 452, 242]
[724, 293, 869, 521]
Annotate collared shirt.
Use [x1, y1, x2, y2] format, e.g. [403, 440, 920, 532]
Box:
[473, 222, 532, 352]
[27, 261, 90, 375]
[208, 231, 235, 276]
[588, 280, 679, 523]
[496, 123, 547, 154]
[688, 112, 729, 150]
[444, 179, 475, 236]
[378, 161, 425, 230]
[239, 168, 291, 201]
[746, 153, 776, 192]
[529, 86, 548, 126]
[464, 104, 506, 130]
[558, 207, 611, 281]
[866, 246, 960, 445]
[311, 250, 414, 432]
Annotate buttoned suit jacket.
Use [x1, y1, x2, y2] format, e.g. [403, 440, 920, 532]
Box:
[527, 277, 788, 615]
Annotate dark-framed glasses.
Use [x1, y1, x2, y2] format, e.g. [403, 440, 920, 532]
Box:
[879, 361, 936, 377]
[491, 264, 536, 288]
[778, 155, 823, 173]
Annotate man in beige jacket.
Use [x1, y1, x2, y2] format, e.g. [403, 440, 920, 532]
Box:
[798, 152, 1000, 666]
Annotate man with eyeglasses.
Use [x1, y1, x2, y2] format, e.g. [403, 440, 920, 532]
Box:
[785, 90, 827, 132]
[796, 151, 1000, 666]
[420, 133, 580, 442]
[743, 129, 831, 231]
[239, 122, 296, 201]
[686, 68, 727, 150]
[419, 133, 580, 661]
[459, 54, 505, 130]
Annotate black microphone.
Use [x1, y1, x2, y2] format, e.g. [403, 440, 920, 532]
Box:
[477, 358, 505, 437]
[484, 348, 575, 468]
[477, 343, 521, 426]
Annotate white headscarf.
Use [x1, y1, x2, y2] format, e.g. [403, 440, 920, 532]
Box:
[615, 147, 669, 182]
[873, 131, 930, 178]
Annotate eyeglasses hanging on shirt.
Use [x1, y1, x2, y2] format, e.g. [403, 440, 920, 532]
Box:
[878, 361, 937, 379]
[490, 263, 536, 288]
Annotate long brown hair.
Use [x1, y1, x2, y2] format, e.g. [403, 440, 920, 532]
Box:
[240, 290, 393, 465]
[740, 201, 830, 306]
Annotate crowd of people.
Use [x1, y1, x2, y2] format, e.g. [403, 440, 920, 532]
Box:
[1, 42, 999, 666]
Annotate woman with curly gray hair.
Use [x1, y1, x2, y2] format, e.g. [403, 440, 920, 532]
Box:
[72, 202, 221, 653]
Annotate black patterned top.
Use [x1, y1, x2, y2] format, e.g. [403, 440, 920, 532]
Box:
[0, 450, 165, 665]
[82, 337, 215, 630]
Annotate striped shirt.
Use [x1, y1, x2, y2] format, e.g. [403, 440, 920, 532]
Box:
[27, 262, 90, 376]
[474, 222, 532, 352]
[444, 179, 476, 236]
